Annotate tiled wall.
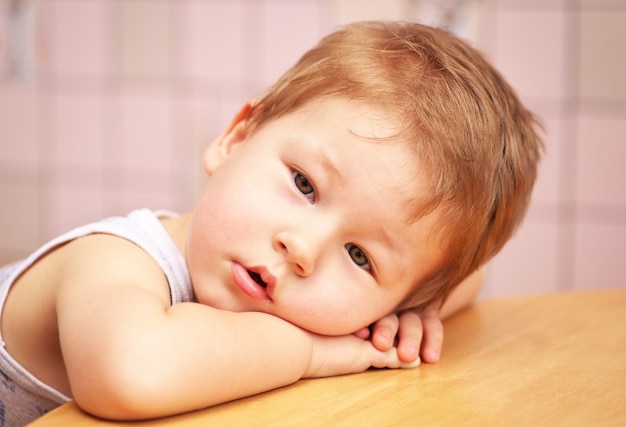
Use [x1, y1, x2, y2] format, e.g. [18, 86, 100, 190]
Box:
[482, 0, 626, 297]
[0, 0, 624, 298]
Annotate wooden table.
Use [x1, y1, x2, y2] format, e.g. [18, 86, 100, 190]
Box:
[30, 290, 626, 426]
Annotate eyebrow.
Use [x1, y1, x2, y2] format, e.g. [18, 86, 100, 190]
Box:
[375, 226, 404, 277]
[377, 226, 395, 251]
[313, 146, 342, 183]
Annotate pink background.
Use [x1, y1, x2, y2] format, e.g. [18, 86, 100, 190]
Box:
[1, 0, 625, 299]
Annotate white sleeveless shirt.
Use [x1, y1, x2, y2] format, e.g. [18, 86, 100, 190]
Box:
[0, 209, 193, 426]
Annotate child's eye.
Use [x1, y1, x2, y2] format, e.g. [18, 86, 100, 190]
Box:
[345, 244, 371, 271]
[293, 171, 315, 202]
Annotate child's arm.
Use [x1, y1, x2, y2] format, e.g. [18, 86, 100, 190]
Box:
[367, 267, 485, 363]
[56, 235, 404, 420]
[438, 266, 486, 319]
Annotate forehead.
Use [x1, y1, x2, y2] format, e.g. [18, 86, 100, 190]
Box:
[293, 96, 404, 139]
[283, 97, 428, 202]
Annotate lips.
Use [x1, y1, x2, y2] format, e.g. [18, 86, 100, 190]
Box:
[231, 262, 275, 301]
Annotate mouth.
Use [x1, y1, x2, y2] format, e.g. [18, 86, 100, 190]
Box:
[231, 262, 274, 301]
[248, 270, 267, 288]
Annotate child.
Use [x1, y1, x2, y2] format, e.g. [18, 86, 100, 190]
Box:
[0, 21, 541, 424]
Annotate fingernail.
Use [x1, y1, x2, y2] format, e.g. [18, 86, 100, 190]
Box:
[381, 330, 393, 344]
[404, 344, 419, 358]
[427, 349, 440, 362]
[400, 357, 421, 369]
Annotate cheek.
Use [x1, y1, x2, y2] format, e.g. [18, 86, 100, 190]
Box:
[290, 310, 362, 335]
[197, 182, 258, 238]
[282, 288, 387, 335]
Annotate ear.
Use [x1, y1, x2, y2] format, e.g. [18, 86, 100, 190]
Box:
[203, 100, 257, 175]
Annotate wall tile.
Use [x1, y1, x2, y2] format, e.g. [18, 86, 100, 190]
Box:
[179, 0, 245, 82]
[492, 9, 566, 100]
[530, 112, 563, 204]
[47, 0, 110, 76]
[41, 185, 106, 241]
[261, 2, 323, 84]
[0, 181, 42, 254]
[328, 0, 411, 26]
[483, 221, 559, 298]
[578, 9, 626, 102]
[173, 95, 219, 205]
[576, 114, 626, 206]
[493, 0, 568, 7]
[574, 223, 626, 289]
[103, 169, 174, 215]
[0, 83, 38, 165]
[114, 0, 173, 79]
[579, 0, 626, 6]
[110, 86, 173, 171]
[51, 92, 106, 167]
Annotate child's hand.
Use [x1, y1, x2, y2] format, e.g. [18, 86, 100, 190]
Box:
[303, 332, 418, 379]
[354, 305, 444, 365]
[353, 267, 487, 365]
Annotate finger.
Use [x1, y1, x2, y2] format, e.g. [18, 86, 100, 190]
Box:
[353, 327, 371, 340]
[396, 310, 423, 363]
[419, 314, 444, 363]
[370, 346, 400, 370]
[376, 346, 420, 369]
[400, 356, 421, 369]
[370, 313, 399, 351]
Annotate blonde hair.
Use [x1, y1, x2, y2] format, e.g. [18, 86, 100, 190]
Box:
[247, 21, 543, 310]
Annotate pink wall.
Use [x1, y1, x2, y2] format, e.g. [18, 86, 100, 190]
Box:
[1, 0, 625, 298]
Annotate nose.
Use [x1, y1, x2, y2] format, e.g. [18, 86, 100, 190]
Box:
[273, 230, 318, 277]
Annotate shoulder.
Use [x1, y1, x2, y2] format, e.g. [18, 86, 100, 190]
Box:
[1, 231, 172, 397]
[56, 233, 172, 306]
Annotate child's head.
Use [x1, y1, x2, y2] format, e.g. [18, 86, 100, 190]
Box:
[189, 21, 542, 335]
[243, 21, 543, 310]
[194, 95, 444, 335]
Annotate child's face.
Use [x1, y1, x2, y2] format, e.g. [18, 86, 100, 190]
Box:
[187, 97, 443, 335]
